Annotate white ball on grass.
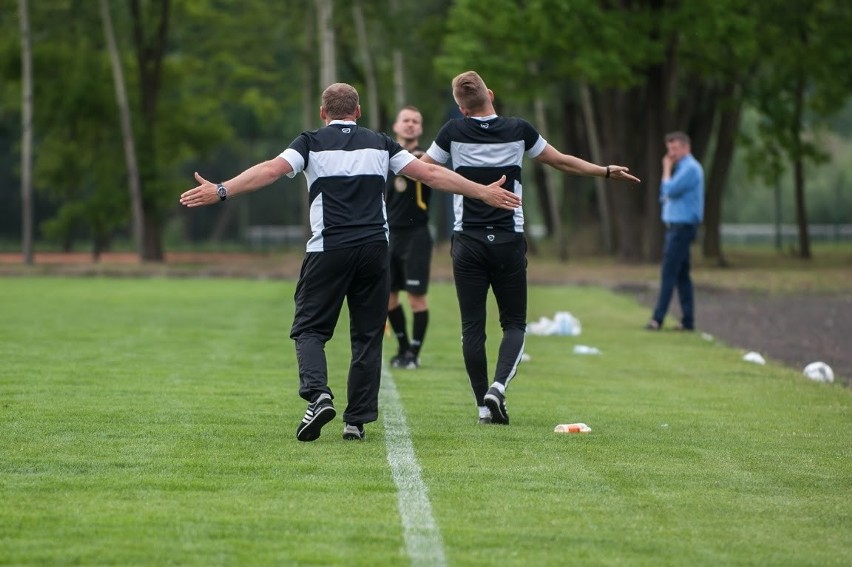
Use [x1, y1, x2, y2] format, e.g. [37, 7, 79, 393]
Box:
[803, 361, 834, 384]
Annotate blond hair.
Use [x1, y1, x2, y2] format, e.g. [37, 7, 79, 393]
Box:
[322, 83, 359, 120]
[452, 71, 490, 113]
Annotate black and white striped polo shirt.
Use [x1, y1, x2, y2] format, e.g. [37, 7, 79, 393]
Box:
[280, 121, 415, 252]
[426, 115, 546, 233]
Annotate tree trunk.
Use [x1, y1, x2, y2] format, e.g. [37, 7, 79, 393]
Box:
[390, 0, 405, 109]
[143, 215, 163, 262]
[352, 0, 378, 130]
[209, 203, 237, 242]
[792, 69, 811, 259]
[316, 0, 336, 90]
[100, 0, 145, 261]
[601, 87, 644, 262]
[130, 0, 171, 262]
[533, 96, 564, 259]
[702, 87, 743, 265]
[686, 83, 718, 166]
[18, 0, 34, 265]
[641, 61, 669, 263]
[300, 6, 316, 241]
[578, 83, 613, 254]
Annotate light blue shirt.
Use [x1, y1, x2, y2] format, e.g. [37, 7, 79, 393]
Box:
[660, 153, 704, 224]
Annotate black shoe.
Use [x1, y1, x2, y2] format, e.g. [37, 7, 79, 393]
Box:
[390, 352, 406, 368]
[484, 387, 509, 425]
[400, 351, 419, 369]
[342, 423, 365, 441]
[296, 394, 336, 442]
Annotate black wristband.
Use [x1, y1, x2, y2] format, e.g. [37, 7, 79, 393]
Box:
[605, 165, 611, 179]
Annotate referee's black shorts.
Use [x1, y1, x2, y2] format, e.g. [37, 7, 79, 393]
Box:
[389, 224, 433, 296]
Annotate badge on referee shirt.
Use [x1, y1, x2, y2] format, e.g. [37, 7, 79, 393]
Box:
[394, 176, 407, 192]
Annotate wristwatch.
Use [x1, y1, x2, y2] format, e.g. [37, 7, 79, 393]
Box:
[216, 183, 228, 201]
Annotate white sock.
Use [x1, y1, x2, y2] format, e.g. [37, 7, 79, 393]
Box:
[489, 382, 506, 395]
[478, 406, 491, 419]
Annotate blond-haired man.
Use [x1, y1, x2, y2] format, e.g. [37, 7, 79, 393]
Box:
[422, 71, 640, 425]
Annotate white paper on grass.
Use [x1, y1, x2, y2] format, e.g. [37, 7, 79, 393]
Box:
[573, 345, 601, 355]
[742, 351, 766, 365]
[527, 311, 582, 336]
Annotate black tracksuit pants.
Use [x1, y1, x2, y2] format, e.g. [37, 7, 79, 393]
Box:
[290, 243, 389, 425]
[451, 231, 527, 406]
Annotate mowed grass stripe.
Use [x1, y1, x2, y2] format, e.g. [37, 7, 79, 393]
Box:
[1, 277, 850, 566]
[379, 367, 446, 567]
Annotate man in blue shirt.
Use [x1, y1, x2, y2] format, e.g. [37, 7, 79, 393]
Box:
[647, 131, 704, 331]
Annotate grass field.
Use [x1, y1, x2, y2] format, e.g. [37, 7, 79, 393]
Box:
[1, 277, 850, 566]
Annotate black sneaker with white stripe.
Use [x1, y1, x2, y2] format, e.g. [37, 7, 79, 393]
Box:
[484, 387, 509, 425]
[342, 423, 365, 441]
[296, 394, 336, 442]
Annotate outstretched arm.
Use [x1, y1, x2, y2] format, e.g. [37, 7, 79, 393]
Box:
[179, 158, 293, 207]
[400, 158, 520, 210]
[534, 144, 640, 184]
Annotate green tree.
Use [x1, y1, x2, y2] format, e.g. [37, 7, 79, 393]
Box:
[437, 0, 760, 263]
[23, 1, 129, 257]
[742, 0, 852, 259]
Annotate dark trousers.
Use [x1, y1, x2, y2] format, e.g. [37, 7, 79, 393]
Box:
[290, 243, 389, 425]
[451, 232, 527, 406]
[653, 223, 698, 328]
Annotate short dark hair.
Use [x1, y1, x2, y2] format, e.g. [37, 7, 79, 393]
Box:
[321, 83, 359, 120]
[665, 131, 691, 146]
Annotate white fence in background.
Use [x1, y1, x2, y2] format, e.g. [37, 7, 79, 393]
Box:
[720, 224, 852, 244]
[245, 225, 304, 248]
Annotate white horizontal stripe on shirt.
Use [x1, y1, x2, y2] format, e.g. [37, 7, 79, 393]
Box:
[304, 148, 391, 188]
[450, 140, 525, 169]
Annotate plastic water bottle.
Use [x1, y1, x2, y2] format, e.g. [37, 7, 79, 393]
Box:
[554, 423, 591, 433]
[573, 345, 601, 355]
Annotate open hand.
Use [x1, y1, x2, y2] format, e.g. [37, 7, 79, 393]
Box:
[481, 175, 522, 210]
[179, 172, 219, 207]
[608, 166, 641, 184]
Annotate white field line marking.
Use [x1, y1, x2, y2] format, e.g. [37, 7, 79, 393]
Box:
[380, 366, 447, 567]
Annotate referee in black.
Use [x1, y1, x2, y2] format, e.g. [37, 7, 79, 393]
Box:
[180, 82, 521, 442]
[422, 71, 640, 425]
[385, 106, 433, 370]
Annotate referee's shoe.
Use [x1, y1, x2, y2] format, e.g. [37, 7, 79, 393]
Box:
[296, 393, 336, 442]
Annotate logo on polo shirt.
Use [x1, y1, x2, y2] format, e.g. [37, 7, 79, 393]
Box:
[342, 128, 351, 133]
[480, 123, 489, 129]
